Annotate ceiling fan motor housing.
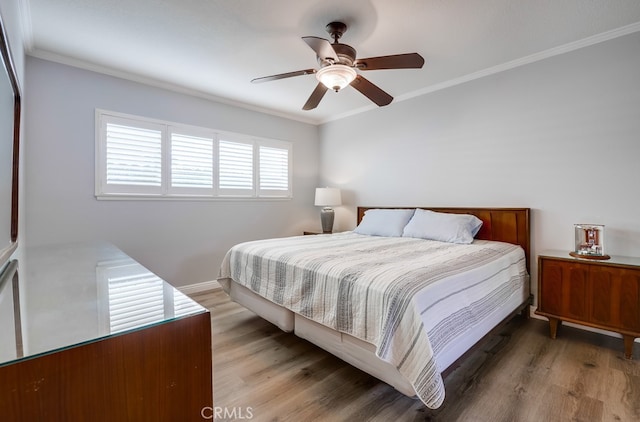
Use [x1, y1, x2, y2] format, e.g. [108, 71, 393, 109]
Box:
[320, 22, 356, 66]
[332, 43, 356, 66]
[317, 42, 356, 67]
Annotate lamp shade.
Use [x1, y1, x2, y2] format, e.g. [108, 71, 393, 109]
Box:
[316, 65, 357, 92]
[314, 188, 341, 207]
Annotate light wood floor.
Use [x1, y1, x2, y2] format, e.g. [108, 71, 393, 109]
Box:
[191, 289, 640, 422]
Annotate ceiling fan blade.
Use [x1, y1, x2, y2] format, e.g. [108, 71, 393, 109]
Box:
[350, 75, 393, 107]
[302, 83, 329, 110]
[251, 69, 316, 83]
[302, 36, 339, 63]
[355, 53, 424, 70]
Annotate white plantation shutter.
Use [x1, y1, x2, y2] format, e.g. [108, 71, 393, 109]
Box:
[170, 132, 213, 192]
[219, 139, 253, 195]
[96, 110, 291, 199]
[259, 144, 290, 196]
[103, 121, 163, 194]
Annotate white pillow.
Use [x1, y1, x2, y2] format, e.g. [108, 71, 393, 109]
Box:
[402, 209, 483, 244]
[354, 209, 416, 237]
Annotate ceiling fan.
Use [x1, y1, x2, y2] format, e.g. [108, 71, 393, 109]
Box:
[251, 21, 425, 110]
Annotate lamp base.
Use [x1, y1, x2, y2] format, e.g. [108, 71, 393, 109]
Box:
[320, 207, 334, 233]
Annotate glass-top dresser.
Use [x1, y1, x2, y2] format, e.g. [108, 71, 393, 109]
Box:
[0, 242, 213, 421]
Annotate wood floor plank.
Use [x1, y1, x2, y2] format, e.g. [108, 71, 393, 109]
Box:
[190, 289, 640, 422]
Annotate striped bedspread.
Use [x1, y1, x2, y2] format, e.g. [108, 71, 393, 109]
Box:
[218, 232, 528, 409]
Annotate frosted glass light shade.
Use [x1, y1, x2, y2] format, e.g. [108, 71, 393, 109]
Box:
[314, 188, 342, 206]
[316, 65, 357, 91]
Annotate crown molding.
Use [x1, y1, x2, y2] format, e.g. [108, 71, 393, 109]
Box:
[24, 19, 640, 126]
[27, 48, 321, 126]
[394, 21, 640, 105]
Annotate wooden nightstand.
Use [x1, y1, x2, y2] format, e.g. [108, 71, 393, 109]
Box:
[536, 250, 640, 359]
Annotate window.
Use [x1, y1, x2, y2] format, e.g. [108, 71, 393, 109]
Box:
[103, 118, 163, 194]
[96, 110, 292, 199]
[218, 139, 253, 194]
[170, 131, 213, 191]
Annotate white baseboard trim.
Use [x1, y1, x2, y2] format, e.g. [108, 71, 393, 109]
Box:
[529, 306, 640, 343]
[179, 280, 222, 295]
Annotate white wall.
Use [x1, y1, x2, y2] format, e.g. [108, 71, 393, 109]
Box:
[319, 31, 640, 303]
[24, 57, 320, 287]
[19, 23, 640, 301]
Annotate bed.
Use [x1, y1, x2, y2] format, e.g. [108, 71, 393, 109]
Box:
[218, 207, 530, 409]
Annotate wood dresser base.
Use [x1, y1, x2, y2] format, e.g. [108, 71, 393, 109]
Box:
[0, 312, 212, 421]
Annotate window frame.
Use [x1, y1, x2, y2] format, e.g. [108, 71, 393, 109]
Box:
[96, 114, 166, 196]
[258, 138, 293, 197]
[95, 110, 292, 200]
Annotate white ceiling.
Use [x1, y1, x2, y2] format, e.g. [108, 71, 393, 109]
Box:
[23, 0, 640, 124]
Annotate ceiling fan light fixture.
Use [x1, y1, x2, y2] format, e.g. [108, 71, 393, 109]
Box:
[252, 22, 424, 109]
[316, 65, 357, 92]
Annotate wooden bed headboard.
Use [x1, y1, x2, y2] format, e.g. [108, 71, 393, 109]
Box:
[357, 207, 531, 272]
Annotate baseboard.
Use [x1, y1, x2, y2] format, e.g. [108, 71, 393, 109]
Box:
[529, 305, 640, 343]
[178, 279, 222, 295]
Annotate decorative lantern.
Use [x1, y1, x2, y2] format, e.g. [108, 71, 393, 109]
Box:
[569, 224, 610, 260]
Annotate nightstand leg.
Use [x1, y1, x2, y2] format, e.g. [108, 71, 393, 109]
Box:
[548, 317, 561, 339]
[623, 335, 635, 360]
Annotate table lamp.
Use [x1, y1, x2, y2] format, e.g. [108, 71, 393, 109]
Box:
[314, 188, 341, 233]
